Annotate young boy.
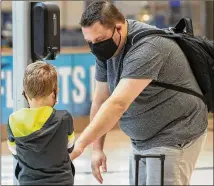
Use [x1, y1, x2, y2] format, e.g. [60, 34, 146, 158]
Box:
[7, 61, 75, 185]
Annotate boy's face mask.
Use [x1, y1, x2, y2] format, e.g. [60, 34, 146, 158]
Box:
[88, 26, 121, 62]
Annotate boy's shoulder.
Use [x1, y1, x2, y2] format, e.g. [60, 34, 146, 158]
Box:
[8, 108, 31, 124]
[9, 108, 28, 116]
[54, 109, 73, 120]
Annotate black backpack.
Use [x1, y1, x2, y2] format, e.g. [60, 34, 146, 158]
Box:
[118, 18, 214, 113]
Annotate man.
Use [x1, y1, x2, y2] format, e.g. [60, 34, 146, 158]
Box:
[71, 1, 208, 185]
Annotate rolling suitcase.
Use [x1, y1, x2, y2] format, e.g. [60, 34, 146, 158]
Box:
[134, 154, 165, 186]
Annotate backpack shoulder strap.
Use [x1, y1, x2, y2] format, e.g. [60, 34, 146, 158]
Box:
[173, 18, 194, 36]
[126, 18, 194, 51]
[115, 29, 168, 86]
[150, 81, 207, 105]
[118, 24, 207, 104]
[128, 29, 168, 46]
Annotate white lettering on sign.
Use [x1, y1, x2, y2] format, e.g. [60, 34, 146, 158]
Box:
[72, 66, 86, 104]
[6, 71, 13, 108]
[90, 65, 95, 101]
[2, 65, 95, 109]
[58, 67, 71, 104]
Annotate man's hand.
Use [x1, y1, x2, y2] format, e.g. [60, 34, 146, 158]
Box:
[91, 150, 107, 184]
[70, 141, 85, 160]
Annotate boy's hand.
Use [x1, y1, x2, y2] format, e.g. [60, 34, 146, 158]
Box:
[70, 141, 85, 160]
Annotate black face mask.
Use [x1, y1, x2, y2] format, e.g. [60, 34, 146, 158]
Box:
[88, 27, 121, 62]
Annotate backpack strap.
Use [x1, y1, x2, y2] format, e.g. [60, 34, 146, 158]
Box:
[115, 29, 172, 86]
[115, 24, 206, 105]
[173, 18, 194, 36]
[131, 29, 167, 45]
[150, 81, 207, 105]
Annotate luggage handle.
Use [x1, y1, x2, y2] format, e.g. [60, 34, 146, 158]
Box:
[134, 154, 165, 186]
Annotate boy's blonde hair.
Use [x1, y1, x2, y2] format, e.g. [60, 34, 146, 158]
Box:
[23, 61, 58, 100]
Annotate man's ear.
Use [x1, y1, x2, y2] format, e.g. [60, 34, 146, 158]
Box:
[115, 23, 122, 31]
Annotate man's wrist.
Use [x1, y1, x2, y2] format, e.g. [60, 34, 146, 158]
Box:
[92, 143, 103, 151]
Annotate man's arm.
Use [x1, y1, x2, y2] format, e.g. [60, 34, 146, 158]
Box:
[89, 80, 110, 184]
[90, 80, 110, 151]
[71, 40, 164, 159]
[71, 78, 152, 159]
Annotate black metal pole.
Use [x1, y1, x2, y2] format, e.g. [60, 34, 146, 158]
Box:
[160, 155, 165, 186]
[135, 155, 140, 186]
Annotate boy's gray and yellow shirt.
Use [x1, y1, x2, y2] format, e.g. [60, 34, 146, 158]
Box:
[7, 106, 75, 185]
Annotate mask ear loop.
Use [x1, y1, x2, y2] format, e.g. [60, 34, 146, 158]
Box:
[113, 26, 122, 46]
[117, 31, 122, 47]
[22, 90, 30, 108]
[111, 26, 116, 38]
[52, 89, 57, 108]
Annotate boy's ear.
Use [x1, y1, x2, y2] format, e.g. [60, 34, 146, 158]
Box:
[52, 88, 58, 107]
[53, 88, 59, 100]
[22, 90, 27, 99]
[53, 88, 59, 96]
[22, 90, 30, 107]
[56, 87, 59, 94]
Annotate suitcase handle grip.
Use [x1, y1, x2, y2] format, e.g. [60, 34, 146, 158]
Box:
[134, 154, 165, 161]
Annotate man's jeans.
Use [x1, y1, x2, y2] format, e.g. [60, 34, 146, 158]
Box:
[129, 131, 207, 185]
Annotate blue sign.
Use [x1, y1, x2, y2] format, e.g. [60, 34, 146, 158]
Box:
[1, 53, 96, 124]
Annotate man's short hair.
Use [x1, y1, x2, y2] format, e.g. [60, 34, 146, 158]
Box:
[23, 61, 58, 100]
[80, 0, 125, 28]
